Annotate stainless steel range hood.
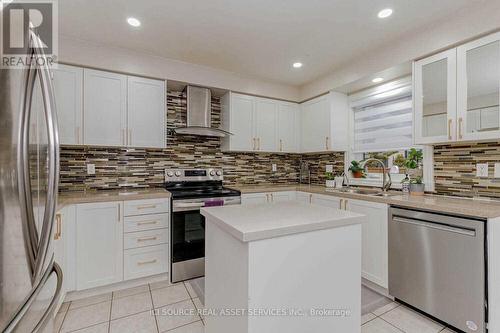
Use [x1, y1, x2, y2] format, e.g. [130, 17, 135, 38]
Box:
[174, 86, 232, 137]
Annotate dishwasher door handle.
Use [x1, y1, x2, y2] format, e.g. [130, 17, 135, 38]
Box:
[393, 217, 476, 237]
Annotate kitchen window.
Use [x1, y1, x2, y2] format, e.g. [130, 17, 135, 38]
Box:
[348, 77, 434, 191]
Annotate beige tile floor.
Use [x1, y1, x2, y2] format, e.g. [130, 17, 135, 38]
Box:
[55, 281, 458, 333]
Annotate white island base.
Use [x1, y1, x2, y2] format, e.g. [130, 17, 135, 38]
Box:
[202, 202, 364, 333]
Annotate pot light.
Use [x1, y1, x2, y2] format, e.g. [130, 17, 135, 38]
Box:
[127, 17, 141, 27]
[372, 77, 384, 83]
[292, 62, 303, 69]
[377, 8, 393, 18]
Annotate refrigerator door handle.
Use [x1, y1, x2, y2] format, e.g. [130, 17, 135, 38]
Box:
[2, 261, 63, 333]
[18, 48, 41, 280]
[30, 30, 60, 284]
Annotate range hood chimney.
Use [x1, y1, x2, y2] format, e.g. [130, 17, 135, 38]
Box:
[174, 86, 232, 137]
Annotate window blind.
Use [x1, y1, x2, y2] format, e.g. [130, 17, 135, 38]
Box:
[353, 96, 413, 152]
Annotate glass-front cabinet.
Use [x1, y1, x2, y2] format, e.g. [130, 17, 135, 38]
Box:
[457, 32, 500, 141]
[414, 31, 500, 144]
[414, 49, 456, 144]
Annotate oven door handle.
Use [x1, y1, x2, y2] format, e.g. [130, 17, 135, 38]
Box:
[175, 202, 206, 208]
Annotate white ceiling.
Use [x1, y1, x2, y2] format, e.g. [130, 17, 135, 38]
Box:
[60, 0, 478, 87]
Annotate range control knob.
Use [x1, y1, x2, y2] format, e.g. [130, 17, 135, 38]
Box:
[175, 171, 181, 177]
[210, 170, 216, 176]
[167, 171, 174, 177]
[216, 170, 222, 176]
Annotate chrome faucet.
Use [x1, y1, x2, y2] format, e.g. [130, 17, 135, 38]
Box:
[299, 160, 311, 185]
[360, 158, 392, 192]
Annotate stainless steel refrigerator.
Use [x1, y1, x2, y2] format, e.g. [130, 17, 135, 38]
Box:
[0, 32, 62, 332]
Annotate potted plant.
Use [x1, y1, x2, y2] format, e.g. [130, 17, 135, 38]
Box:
[325, 172, 335, 188]
[404, 148, 423, 177]
[348, 160, 365, 178]
[409, 176, 425, 195]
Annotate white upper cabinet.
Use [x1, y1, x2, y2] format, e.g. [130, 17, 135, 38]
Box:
[300, 92, 349, 153]
[221, 92, 255, 151]
[84, 69, 127, 146]
[457, 32, 500, 141]
[277, 102, 299, 152]
[127, 76, 166, 148]
[414, 49, 457, 144]
[254, 98, 278, 152]
[53, 65, 83, 145]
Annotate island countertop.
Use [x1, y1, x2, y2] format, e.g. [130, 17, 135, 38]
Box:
[201, 201, 364, 242]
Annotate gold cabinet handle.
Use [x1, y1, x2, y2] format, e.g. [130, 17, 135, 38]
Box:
[458, 117, 463, 140]
[326, 136, 330, 150]
[137, 204, 157, 210]
[54, 213, 62, 240]
[137, 259, 157, 266]
[271, 193, 274, 202]
[252, 138, 256, 150]
[339, 199, 343, 209]
[257, 137, 261, 150]
[117, 205, 121, 223]
[448, 119, 452, 140]
[137, 236, 158, 242]
[344, 199, 348, 210]
[309, 194, 313, 204]
[137, 220, 159, 226]
[279, 139, 283, 152]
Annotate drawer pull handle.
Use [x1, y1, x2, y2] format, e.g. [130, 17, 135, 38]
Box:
[137, 236, 158, 242]
[137, 204, 157, 210]
[54, 213, 62, 240]
[137, 221, 159, 226]
[137, 259, 157, 266]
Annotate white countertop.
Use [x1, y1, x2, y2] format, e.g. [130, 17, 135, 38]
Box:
[201, 201, 364, 242]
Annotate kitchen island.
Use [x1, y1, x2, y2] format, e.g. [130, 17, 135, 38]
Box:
[201, 201, 365, 333]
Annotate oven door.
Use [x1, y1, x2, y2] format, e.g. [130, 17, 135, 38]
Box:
[171, 205, 206, 282]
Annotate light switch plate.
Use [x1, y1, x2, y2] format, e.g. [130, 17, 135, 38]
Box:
[87, 164, 96, 175]
[495, 163, 500, 178]
[476, 163, 488, 178]
[272, 164, 277, 172]
[326, 164, 333, 173]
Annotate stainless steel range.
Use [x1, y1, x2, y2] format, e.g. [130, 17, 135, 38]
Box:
[165, 169, 241, 283]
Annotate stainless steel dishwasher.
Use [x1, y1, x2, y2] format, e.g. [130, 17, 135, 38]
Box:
[389, 207, 487, 333]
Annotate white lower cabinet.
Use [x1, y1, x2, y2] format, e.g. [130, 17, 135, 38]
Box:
[76, 202, 124, 290]
[344, 199, 388, 289]
[311, 193, 342, 209]
[70, 198, 170, 292]
[124, 244, 169, 280]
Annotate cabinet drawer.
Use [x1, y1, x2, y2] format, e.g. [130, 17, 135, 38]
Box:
[124, 198, 169, 216]
[124, 228, 168, 250]
[124, 244, 168, 280]
[124, 213, 169, 232]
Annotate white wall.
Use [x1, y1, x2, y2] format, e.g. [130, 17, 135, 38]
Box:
[299, 0, 500, 101]
[58, 36, 300, 102]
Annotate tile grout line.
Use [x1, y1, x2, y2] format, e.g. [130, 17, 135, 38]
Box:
[149, 283, 161, 333]
[378, 316, 408, 333]
[108, 295, 113, 333]
[164, 320, 203, 332]
[57, 301, 71, 333]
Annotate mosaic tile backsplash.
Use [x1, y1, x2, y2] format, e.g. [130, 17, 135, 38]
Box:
[59, 91, 345, 192]
[434, 141, 500, 199]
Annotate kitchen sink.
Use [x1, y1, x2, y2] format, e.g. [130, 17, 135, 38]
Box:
[338, 187, 398, 197]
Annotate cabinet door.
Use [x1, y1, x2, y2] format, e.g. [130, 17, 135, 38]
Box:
[345, 199, 388, 288]
[457, 32, 500, 141]
[311, 194, 341, 209]
[414, 49, 457, 144]
[300, 96, 330, 152]
[295, 192, 312, 204]
[270, 191, 295, 202]
[76, 202, 123, 290]
[241, 193, 269, 205]
[329, 92, 349, 151]
[53, 65, 83, 145]
[278, 102, 299, 152]
[254, 98, 278, 152]
[127, 76, 166, 148]
[230, 93, 255, 151]
[84, 69, 127, 146]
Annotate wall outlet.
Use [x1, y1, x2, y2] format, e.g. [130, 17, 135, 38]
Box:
[87, 163, 96, 175]
[476, 163, 489, 178]
[326, 164, 333, 173]
[272, 164, 277, 172]
[495, 163, 500, 178]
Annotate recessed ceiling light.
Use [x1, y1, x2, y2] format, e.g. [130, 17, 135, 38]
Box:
[292, 62, 303, 69]
[127, 17, 141, 27]
[377, 8, 393, 18]
[372, 77, 384, 83]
